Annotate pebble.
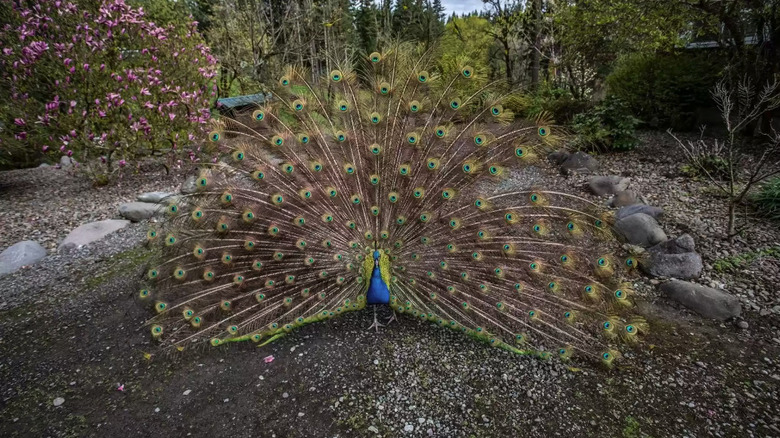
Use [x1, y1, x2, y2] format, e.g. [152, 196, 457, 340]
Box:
[404, 424, 414, 433]
[224, 398, 229, 403]
[282, 392, 289, 398]
[298, 412, 305, 417]
[154, 407, 160, 413]
[183, 389, 191, 396]
[52, 397, 65, 407]
[737, 320, 749, 329]
[368, 426, 379, 433]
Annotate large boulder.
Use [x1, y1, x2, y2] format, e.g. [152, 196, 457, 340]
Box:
[137, 191, 177, 204]
[59, 155, 78, 167]
[610, 190, 640, 207]
[641, 234, 702, 279]
[616, 204, 664, 221]
[660, 280, 741, 320]
[180, 175, 198, 194]
[0, 241, 47, 277]
[588, 175, 630, 196]
[614, 213, 667, 247]
[560, 152, 599, 175]
[59, 219, 130, 252]
[118, 202, 163, 222]
[547, 150, 571, 165]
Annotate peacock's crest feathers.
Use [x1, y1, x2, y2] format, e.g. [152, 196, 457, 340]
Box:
[142, 43, 644, 366]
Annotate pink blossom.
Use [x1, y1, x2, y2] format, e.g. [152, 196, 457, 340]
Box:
[67, 150, 73, 157]
[14, 118, 26, 126]
[168, 113, 175, 121]
[83, 63, 89, 70]
[70, 100, 76, 107]
[118, 159, 127, 167]
[42, 145, 49, 152]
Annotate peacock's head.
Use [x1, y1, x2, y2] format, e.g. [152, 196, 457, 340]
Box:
[373, 250, 381, 260]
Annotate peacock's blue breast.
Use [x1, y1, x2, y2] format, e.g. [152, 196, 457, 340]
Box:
[366, 266, 390, 304]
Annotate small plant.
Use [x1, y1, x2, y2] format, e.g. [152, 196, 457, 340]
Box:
[680, 154, 730, 179]
[573, 96, 640, 152]
[670, 77, 780, 240]
[713, 246, 780, 272]
[753, 177, 780, 220]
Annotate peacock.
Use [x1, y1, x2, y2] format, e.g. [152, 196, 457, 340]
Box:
[139, 44, 646, 366]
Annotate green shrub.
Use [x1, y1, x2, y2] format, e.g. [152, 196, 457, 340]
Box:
[753, 177, 780, 220]
[504, 84, 588, 124]
[606, 52, 722, 130]
[680, 155, 731, 179]
[572, 96, 639, 152]
[528, 85, 589, 124]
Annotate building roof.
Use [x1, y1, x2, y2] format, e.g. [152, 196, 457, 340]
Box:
[216, 93, 270, 109]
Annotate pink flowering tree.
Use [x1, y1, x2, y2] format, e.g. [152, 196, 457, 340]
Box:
[0, 0, 217, 176]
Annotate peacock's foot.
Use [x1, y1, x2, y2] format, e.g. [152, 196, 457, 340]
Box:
[367, 306, 384, 332]
[366, 319, 384, 332]
[385, 310, 397, 326]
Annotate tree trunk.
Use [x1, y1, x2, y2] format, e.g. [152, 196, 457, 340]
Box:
[727, 200, 737, 241]
[530, 0, 541, 90]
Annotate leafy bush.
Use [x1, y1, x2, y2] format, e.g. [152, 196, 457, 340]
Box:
[606, 52, 721, 131]
[753, 177, 780, 220]
[0, 0, 217, 173]
[523, 85, 588, 124]
[572, 96, 639, 152]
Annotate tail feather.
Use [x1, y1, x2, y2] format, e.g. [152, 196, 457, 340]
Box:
[142, 42, 644, 365]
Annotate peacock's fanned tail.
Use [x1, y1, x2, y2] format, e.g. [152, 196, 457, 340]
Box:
[141, 44, 644, 365]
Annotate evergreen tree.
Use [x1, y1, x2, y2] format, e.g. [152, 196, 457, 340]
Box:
[355, 0, 379, 54]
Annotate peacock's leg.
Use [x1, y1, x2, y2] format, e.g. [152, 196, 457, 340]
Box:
[366, 305, 384, 332]
[385, 309, 397, 325]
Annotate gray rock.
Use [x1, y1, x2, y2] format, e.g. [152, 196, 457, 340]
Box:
[660, 280, 741, 320]
[615, 213, 667, 247]
[616, 204, 664, 221]
[642, 234, 702, 279]
[59, 219, 130, 251]
[52, 397, 65, 407]
[180, 175, 198, 194]
[547, 149, 571, 165]
[38, 163, 51, 168]
[137, 191, 176, 204]
[560, 151, 599, 174]
[118, 202, 164, 222]
[0, 240, 47, 276]
[60, 155, 77, 167]
[588, 175, 630, 196]
[610, 190, 640, 207]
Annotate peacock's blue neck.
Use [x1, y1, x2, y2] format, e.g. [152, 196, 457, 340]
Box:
[366, 252, 390, 305]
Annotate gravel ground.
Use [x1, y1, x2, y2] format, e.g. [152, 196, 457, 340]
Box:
[0, 163, 185, 251]
[1, 132, 779, 437]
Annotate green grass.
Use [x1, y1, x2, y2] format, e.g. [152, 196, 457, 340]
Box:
[713, 246, 780, 273]
[83, 245, 156, 290]
[622, 416, 641, 438]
